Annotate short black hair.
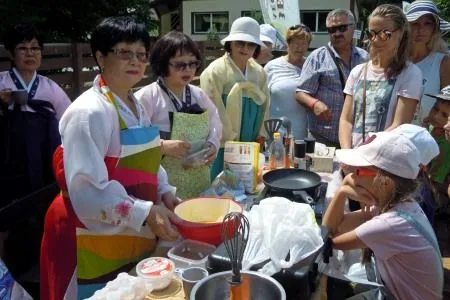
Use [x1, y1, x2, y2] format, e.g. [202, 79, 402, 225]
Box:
[90, 16, 151, 66]
[150, 31, 201, 77]
[3, 22, 44, 54]
[223, 41, 261, 59]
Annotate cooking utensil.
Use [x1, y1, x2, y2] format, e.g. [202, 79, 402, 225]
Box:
[221, 212, 250, 300]
[173, 197, 243, 246]
[190, 270, 286, 300]
[279, 116, 292, 137]
[221, 212, 249, 284]
[264, 119, 282, 141]
[262, 168, 322, 204]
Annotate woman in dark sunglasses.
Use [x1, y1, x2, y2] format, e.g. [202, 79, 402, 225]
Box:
[135, 31, 222, 200]
[339, 4, 423, 150]
[200, 17, 270, 180]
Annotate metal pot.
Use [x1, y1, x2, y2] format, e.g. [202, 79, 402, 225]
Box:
[190, 270, 286, 300]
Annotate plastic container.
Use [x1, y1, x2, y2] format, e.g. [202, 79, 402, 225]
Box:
[268, 132, 285, 170]
[135, 257, 175, 291]
[181, 148, 209, 168]
[168, 239, 216, 269]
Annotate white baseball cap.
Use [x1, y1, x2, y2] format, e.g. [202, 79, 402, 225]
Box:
[221, 17, 263, 47]
[260, 24, 277, 45]
[336, 132, 421, 179]
[390, 124, 439, 166]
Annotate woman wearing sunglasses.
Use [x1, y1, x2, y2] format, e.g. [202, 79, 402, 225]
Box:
[406, 0, 450, 126]
[200, 17, 270, 179]
[339, 4, 423, 149]
[323, 131, 443, 300]
[40, 17, 181, 300]
[135, 31, 222, 200]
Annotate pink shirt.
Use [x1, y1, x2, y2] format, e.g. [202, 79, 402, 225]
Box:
[0, 69, 71, 119]
[355, 201, 443, 300]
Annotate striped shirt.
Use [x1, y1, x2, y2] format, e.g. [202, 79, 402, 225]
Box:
[297, 43, 368, 143]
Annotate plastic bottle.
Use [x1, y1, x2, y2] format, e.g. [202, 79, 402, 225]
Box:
[269, 132, 285, 170]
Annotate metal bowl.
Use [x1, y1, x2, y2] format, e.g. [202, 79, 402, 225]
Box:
[190, 270, 286, 300]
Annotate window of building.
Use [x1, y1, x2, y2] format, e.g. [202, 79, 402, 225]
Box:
[192, 12, 229, 34]
[241, 11, 264, 24]
[301, 11, 331, 33]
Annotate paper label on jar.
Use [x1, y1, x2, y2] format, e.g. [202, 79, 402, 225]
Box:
[140, 258, 173, 276]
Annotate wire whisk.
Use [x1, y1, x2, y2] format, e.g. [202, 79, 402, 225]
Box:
[221, 212, 250, 284]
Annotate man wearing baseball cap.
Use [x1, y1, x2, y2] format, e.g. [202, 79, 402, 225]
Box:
[323, 131, 443, 300]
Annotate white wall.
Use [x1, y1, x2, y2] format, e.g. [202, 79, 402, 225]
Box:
[181, 0, 351, 49]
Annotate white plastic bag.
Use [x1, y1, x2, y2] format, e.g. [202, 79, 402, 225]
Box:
[242, 197, 324, 276]
[86, 273, 153, 300]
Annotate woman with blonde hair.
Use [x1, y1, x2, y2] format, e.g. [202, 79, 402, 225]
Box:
[339, 4, 423, 149]
[264, 24, 312, 140]
[405, 0, 450, 125]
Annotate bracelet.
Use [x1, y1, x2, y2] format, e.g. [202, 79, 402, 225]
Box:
[308, 99, 319, 110]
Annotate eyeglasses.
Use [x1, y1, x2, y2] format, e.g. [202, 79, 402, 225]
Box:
[234, 41, 258, 49]
[326, 24, 353, 34]
[169, 60, 201, 71]
[15, 46, 41, 55]
[108, 48, 148, 63]
[365, 29, 398, 41]
[289, 24, 311, 33]
[355, 167, 378, 177]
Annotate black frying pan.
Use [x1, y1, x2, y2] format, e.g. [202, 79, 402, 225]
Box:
[262, 168, 322, 204]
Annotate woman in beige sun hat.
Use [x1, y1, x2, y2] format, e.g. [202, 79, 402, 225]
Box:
[200, 17, 271, 179]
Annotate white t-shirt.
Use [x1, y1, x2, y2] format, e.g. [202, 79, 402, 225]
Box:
[344, 62, 423, 147]
[355, 201, 443, 300]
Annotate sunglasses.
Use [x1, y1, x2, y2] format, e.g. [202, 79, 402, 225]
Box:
[169, 60, 201, 71]
[327, 24, 353, 34]
[108, 48, 148, 63]
[355, 167, 378, 177]
[289, 24, 311, 33]
[365, 29, 397, 41]
[234, 41, 258, 49]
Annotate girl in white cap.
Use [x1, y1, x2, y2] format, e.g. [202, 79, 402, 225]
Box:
[200, 17, 270, 179]
[405, 0, 450, 126]
[323, 131, 443, 300]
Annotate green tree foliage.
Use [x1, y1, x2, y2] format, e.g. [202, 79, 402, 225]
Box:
[0, 0, 158, 42]
[436, 0, 449, 23]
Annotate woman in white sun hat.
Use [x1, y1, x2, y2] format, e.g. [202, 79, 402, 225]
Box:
[405, 0, 450, 126]
[200, 17, 270, 179]
[323, 131, 443, 300]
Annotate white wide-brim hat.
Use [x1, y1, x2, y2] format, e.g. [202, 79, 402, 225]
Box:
[221, 17, 264, 47]
[260, 24, 277, 45]
[336, 132, 421, 179]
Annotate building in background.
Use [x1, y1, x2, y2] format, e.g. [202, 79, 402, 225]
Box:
[150, 0, 359, 50]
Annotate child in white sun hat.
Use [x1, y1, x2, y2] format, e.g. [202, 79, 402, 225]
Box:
[200, 17, 270, 180]
[323, 131, 443, 300]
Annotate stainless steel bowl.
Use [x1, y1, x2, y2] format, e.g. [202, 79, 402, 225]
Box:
[190, 270, 286, 300]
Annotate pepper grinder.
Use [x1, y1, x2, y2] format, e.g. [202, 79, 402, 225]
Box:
[304, 137, 316, 171]
[293, 140, 306, 169]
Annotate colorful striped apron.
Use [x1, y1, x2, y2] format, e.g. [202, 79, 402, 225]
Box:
[40, 77, 162, 300]
[76, 77, 162, 298]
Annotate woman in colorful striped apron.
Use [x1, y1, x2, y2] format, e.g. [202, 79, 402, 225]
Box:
[199, 17, 270, 180]
[40, 17, 181, 300]
[135, 31, 222, 200]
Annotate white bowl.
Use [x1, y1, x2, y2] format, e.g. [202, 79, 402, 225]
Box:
[135, 257, 175, 291]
